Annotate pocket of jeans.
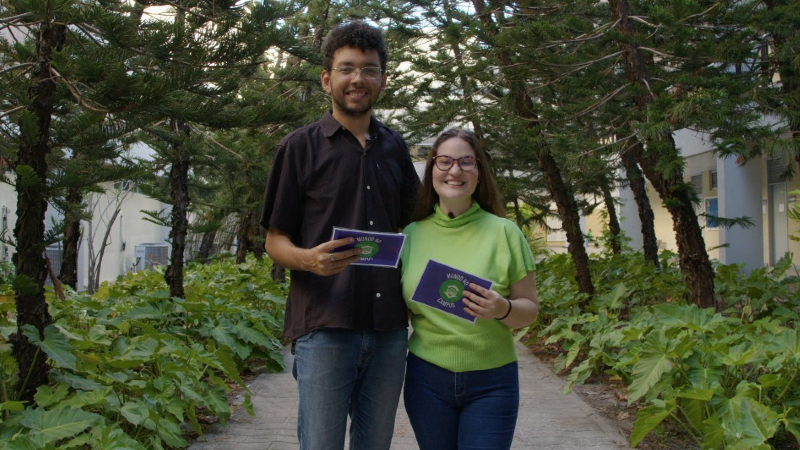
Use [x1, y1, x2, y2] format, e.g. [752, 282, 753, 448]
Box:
[295, 330, 317, 344]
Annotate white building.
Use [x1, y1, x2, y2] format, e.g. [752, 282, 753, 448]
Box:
[0, 174, 172, 291]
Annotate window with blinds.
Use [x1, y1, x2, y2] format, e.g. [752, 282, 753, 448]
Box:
[691, 174, 703, 194]
[767, 157, 787, 184]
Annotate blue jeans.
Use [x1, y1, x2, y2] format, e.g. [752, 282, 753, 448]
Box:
[404, 353, 519, 450]
[293, 328, 408, 450]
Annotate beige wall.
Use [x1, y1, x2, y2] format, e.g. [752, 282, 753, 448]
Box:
[0, 174, 171, 290]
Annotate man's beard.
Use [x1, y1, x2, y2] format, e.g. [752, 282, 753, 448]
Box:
[332, 92, 374, 117]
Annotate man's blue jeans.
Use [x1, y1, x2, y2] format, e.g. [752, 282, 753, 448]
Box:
[293, 328, 408, 450]
[404, 353, 519, 450]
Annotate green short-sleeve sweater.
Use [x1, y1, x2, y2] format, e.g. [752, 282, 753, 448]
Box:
[401, 202, 536, 372]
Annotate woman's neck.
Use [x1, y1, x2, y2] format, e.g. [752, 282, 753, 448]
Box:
[439, 199, 472, 218]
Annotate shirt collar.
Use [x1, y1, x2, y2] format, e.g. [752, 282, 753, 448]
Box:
[430, 202, 484, 228]
[320, 110, 384, 141]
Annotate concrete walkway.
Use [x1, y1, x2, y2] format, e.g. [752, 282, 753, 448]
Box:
[189, 342, 629, 450]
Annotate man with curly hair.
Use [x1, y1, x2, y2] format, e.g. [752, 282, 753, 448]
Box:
[261, 21, 420, 450]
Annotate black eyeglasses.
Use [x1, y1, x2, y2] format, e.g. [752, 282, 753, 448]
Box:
[433, 155, 478, 172]
[331, 66, 384, 80]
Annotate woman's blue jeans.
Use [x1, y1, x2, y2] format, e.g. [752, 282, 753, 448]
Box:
[292, 328, 408, 450]
[404, 352, 519, 450]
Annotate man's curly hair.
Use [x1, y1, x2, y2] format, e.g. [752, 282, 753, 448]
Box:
[322, 21, 388, 71]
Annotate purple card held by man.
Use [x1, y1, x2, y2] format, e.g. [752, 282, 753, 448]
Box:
[331, 227, 406, 268]
[410, 260, 494, 323]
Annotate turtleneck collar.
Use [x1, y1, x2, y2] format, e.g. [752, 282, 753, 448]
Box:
[430, 202, 485, 228]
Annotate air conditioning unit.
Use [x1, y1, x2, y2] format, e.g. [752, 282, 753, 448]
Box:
[135, 243, 170, 271]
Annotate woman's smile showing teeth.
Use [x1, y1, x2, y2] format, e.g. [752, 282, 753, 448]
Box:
[432, 136, 481, 215]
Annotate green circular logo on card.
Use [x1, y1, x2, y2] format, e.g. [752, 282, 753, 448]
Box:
[355, 241, 379, 257]
[439, 280, 464, 303]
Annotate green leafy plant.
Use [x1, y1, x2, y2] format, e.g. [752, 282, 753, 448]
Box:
[534, 251, 800, 449]
[0, 255, 286, 449]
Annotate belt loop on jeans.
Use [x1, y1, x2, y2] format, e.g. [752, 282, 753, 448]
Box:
[291, 340, 297, 355]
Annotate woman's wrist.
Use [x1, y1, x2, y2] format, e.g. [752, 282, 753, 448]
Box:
[495, 297, 512, 320]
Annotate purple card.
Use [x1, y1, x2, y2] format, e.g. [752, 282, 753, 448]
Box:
[410, 260, 493, 323]
[331, 227, 406, 268]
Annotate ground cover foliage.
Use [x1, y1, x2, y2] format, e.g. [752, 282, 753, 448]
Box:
[534, 250, 800, 449]
[2, 249, 799, 449]
[0, 255, 286, 450]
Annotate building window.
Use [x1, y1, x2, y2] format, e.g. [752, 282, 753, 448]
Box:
[710, 170, 717, 190]
[691, 174, 703, 195]
[545, 214, 567, 242]
[705, 198, 719, 229]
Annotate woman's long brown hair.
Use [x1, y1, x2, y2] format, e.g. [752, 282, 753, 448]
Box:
[411, 128, 506, 222]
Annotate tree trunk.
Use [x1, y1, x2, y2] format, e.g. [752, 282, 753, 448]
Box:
[235, 210, 255, 264]
[197, 228, 218, 262]
[621, 149, 660, 268]
[59, 186, 82, 289]
[165, 120, 190, 299]
[271, 263, 286, 282]
[11, 21, 67, 403]
[471, 0, 594, 296]
[600, 181, 622, 254]
[609, 0, 716, 308]
[635, 139, 716, 308]
[538, 151, 594, 295]
[251, 220, 266, 260]
[90, 208, 121, 293]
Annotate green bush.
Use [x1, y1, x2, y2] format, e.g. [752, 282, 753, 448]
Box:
[0, 254, 286, 449]
[535, 251, 800, 449]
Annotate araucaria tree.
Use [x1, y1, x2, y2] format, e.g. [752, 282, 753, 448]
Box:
[0, 0, 301, 400]
[394, 0, 768, 307]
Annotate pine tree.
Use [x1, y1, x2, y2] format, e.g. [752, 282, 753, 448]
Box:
[0, 0, 67, 401]
[115, 0, 313, 298]
[0, 0, 308, 398]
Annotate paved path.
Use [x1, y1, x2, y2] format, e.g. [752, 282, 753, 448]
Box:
[190, 342, 629, 450]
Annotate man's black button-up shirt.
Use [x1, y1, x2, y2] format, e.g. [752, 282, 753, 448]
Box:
[261, 111, 420, 340]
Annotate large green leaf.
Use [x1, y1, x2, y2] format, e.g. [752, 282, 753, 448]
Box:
[628, 333, 675, 403]
[1, 436, 45, 450]
[21, 325, 76, 370]
[210, 321, 251, 359]
[19, 407, 102, 447]
[720, 343, 765, 367]
[676, 386, 716, 401]
[51, 370, 105, 391]
[685, 353, 723, 388]
[90, 426, 148, 450]
[153, 415, 186, 448]
[0, 401, 25, 414]
[119, 401, 150, 426]
[720, 396, 780, 449]
[214, 346, 246, 386]
[60, 388, 112, 409]
[33, 384, 70, 408]
[653, 303, 726, 333]
[596, 284, 629, 311]
[701, 415, 724, 450]
[630, 398, 676, 447]
[233, 321, 274, 348]
[765, 329, 800, 371]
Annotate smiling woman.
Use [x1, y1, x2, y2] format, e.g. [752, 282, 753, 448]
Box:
[431, 139, 481, 217]
[400, 128, 540, 450]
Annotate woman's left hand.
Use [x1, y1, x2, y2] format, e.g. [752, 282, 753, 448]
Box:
[462, 283, 510, 320]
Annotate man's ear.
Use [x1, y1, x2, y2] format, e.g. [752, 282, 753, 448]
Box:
[321, 70, 331, 93]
